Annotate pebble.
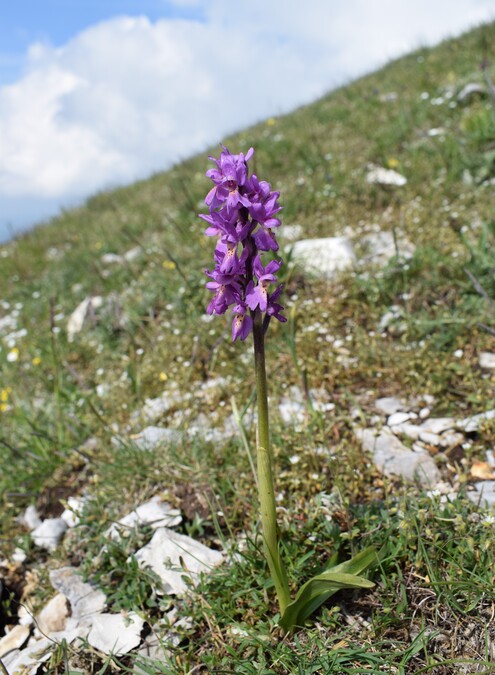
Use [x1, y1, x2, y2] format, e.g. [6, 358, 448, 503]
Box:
[387, 411, 417, 427]
[0, 624, 30, 658]
[134, 527, 224, 595]
[375, 397, 406, 415]
[479, 352, 495, 370]
[87, 612, 144, 656]
[356, 427, 440, 487]
[49, 567, 106, 621]
[288, 237, 356, 279]
[35, 594, 69, 636]
[31, 518, 67, 551]
[105, 496, 182, 540]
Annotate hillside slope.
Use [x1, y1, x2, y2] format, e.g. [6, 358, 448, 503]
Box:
[1, 21, 495, 673]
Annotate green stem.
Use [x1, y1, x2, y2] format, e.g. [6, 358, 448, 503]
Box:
[253, 311, 290, 615]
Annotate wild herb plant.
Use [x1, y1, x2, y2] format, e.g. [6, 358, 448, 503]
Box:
[201, 145, 376, 631]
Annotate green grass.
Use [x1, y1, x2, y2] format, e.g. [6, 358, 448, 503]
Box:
[2, 20, 495, 674]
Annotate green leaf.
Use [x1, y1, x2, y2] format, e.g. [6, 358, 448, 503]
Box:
[279, 546, 377, 632]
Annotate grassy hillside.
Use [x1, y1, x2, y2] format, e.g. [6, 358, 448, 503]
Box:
[1, 21, 495, 673]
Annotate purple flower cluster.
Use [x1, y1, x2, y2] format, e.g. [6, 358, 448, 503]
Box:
[201, 146, 286, 341]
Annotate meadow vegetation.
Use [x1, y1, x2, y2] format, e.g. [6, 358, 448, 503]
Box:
[1, 21, 495, 673]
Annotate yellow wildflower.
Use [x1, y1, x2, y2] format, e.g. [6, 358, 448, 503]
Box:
[32, 356, 42, 366]
[162, 260, 176, 270]
[159, 372, 168, 382]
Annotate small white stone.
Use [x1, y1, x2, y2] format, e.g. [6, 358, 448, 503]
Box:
[0, 624, 30, 657]
[420, 418, 455, 435]
[288, 237, 355, 279]
[467, 481, 495, 508]
[387, 411, 417, 427]
[132, 426, 183, 450]
[366, 165, 407, 187]
[36, 594, 69, 636]
[389, 423, 422, 440]
[67, 296, 103, 341]
[32, 518, 67, 551]
[457, 410, 495, 433]
[49, 567, 106, 620]
[105, 496, 182, 540]
[134, 527, 224, 595]
[356, 427, 439, 486]
[375, 397, 406, 415]
[87, 612, 144, 656]
[19, 505, 42, 531]
[60, 496, 86, 528]
[419, 431, 441, 446]
[479, 352, 495, 370]
[419, 407, 431, 420]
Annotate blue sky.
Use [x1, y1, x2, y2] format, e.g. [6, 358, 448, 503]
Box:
[0, 1, 205, 85]
[0, 1, 494, 243]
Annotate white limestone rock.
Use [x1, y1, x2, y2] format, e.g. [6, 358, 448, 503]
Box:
[420, 418, 455, 435]
[132, 426, 183, 450]
[87, 612, 144, 656]
[31, 518, 67, 551]
[288, 237, 356, 279]
[0, 624, 30, 658]
[67, 296, 103, 341]
[105, 496, 182, 540]
[356, 427, 439, 487]
[49, 567, 106, 621]
[457, 410, 495, 433]
[366, 166, 407, 187]
[387, 411, 417, 427]
[467, 481, 495, 508]
[19, 505, 42, 531]
[360, 230, 415, 265]
[375, 397, 407, 416]
[60, 496, 86, 528]
[134, 527, 224, 595]
[479, 352, 495, 370]
[36, 594, 69, 636]
[457, 82, 487, 102]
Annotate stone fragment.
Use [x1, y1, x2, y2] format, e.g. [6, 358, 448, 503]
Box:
[467, 481, 495, 508]
[457, 82, 487, 102]
[0, 624, 30, 657]
[106, 496, 182, 540]
[49, 567, 106, 620]
[420, 418, 455, 435]
[134, 527, 224, 595]
[87, 612, 144, 656]
[289, 237, 355, 279]
[31, 518, 67, 551]
[60, 496, 86, 528]
[366, 165, 407, 186]
[439, 432, 464, 448]
[360, 230, 415, 265]
[389, 423, 422, 440]
[19, 505, 42, 531]
[36, 593, 69, 636]
[419, 431, 441, 446]
[375, 397, 406, 415]
[356, 427, 439, 486]
[132, 426, 183, 450]
[67, 296, 103, 341]
[479, 352, 495, 370]
[387, 411, 417, 427]
[457, 410, 495, 433]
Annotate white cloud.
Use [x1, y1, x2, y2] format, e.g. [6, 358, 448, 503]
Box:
[0, 0, 493, 240]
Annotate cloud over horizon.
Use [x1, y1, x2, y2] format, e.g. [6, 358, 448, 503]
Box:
[0, 0, 493, 240]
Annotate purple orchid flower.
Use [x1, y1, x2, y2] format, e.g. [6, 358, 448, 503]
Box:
[201, 146, 286, 339]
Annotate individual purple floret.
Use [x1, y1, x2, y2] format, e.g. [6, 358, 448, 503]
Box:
[201, 145, 285, 341]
